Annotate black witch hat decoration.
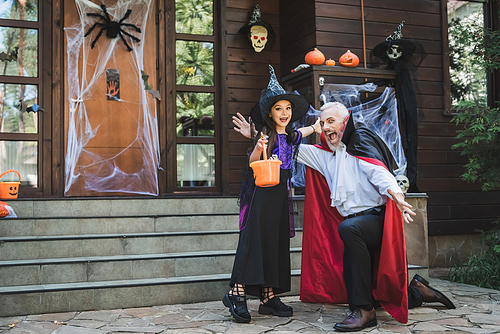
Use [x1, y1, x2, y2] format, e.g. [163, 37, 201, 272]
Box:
[239, 4, 275, 53]
[371, 21, 427, 193]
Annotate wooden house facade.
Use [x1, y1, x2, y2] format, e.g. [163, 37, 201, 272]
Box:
[1, 0, 499, 264]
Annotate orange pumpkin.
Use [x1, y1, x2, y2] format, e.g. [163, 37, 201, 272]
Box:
[339, 50, 359, 67]
[0, 201, 8, 218]
[305, 48, 325, 65]
[325, 59, 336, 66]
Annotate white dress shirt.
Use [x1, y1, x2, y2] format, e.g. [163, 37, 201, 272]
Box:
[296, 143, 402, 217]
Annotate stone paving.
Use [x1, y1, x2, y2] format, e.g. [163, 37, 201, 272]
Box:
[1, 278, 499, 334]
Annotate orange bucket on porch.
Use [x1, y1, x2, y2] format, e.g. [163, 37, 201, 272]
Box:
[250, 159, 282, 187]
[0, 170, 21, 199]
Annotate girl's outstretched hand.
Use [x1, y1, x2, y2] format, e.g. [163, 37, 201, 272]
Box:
[232, 113, 254, 139]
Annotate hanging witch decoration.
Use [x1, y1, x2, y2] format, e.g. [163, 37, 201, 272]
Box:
[371, 21, 426, 192]
[240, 4, 275, 53]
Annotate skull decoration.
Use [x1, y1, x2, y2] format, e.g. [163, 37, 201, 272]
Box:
[395, 175, 410, 194]
[250, 25, 268, 52]
[319, 77, 325, 87]
[240, 4, 274, 53]
[387, 44, 403, 61]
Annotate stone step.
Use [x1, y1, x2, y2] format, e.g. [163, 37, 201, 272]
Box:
[0, 230, 304, 261]
[0, 213, 240, 236]
[0, 248, 303, 287]
[0, 270, 302, 317]
[6, 197, 239, 218]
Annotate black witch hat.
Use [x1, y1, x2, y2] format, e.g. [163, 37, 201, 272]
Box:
[250, 65, 310, 128]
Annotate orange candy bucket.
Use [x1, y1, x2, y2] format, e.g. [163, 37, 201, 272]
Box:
[250, 159, 282, 187]
[0, 170, 21, 199]
[249, 133, 282, 187]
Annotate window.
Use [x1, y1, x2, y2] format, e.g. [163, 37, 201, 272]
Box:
[447, 1, 487, 107]
[174, 0, 218, 189]
[0, 0, 40, 188]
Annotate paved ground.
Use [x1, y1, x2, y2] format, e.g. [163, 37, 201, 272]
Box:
[1, 277, 499, 334]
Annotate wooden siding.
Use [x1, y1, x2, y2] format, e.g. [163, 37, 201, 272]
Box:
[277, 0, 500, 235]
[45, 0, 499, 234]
[226, 0, 282, 194]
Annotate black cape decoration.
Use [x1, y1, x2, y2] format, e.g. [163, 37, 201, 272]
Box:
[371, 34, 426, 192]
[341, 112, 396, 174]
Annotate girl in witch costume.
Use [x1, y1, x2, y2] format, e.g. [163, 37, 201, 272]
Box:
[222, 65, 320, 323]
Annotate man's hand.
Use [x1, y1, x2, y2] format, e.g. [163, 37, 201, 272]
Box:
[232, 113, 255, 139]
[388, 189, 416, 224]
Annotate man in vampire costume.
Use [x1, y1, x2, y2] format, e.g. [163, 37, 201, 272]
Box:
[295, 102, 455, 331]
[232, 101, 456, 331]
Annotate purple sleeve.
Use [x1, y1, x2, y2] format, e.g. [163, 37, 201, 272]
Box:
[294, 130, 302, 145]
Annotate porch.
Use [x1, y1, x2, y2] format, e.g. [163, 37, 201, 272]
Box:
[1, 275, 499, 333]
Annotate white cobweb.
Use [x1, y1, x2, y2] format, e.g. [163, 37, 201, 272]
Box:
[292, 83, 406, 187]
[64, 0, 159, 196]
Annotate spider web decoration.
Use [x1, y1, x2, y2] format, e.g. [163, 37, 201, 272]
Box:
[85, 4, 141, 52]
[64, 0, 159, 196]
[292, 84, 406, 187]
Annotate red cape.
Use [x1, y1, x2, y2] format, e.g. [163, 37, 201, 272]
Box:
[300, 145, 408, 323]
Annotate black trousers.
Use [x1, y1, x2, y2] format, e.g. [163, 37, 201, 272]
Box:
[338, 213, 423, 311]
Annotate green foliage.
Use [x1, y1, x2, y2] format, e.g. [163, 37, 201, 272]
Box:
[448, 221, 500, 290]
[175, 40, 214, 86]
[175, 0, 213, 35]
[174, 0, 215, 138]
[448, 10, 487, 105]
[176, 92, 214, 136]
[452, 102, 500, 191]
[450, 2, 500, 192]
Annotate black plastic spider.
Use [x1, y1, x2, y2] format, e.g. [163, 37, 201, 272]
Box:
[84, 5, 141, 52]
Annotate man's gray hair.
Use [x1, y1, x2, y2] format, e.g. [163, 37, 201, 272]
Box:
[320, 102, 349, 120]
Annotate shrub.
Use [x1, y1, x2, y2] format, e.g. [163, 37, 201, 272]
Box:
[448, 221, 500, 290]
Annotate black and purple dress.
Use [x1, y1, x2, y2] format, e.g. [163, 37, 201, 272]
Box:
[230, 131, 301, 297]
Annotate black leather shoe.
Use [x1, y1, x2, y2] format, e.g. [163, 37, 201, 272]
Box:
[410, 274, 456, 309]
[334, 308, 377, 332]
[258, 296, 293, 317]
[222, 293, 251, 323]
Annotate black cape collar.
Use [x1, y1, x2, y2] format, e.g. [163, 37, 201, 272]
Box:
[341, 112, 395, 173]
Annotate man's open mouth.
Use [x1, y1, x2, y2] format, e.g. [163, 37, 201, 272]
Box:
[326, 131, 337, 141]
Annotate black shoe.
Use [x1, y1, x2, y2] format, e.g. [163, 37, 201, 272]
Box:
[258, 296, 293, 317]
[222, 293, 251, 323]
[410, 274, 456, 309]
[334, 308, 377, 332]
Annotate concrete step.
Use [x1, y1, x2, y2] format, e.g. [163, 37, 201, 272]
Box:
[407, 264, 429, 284]
[0, 213, 240, 236]
[0, 270, 302, 317]
[0, 248, 303, 287]
[0, 230, 304, 260]
[6, 197, 240, 218]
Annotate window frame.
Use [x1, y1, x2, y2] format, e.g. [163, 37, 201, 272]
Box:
[160, 0, 221, 194]
[0, 0, 54, 197]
